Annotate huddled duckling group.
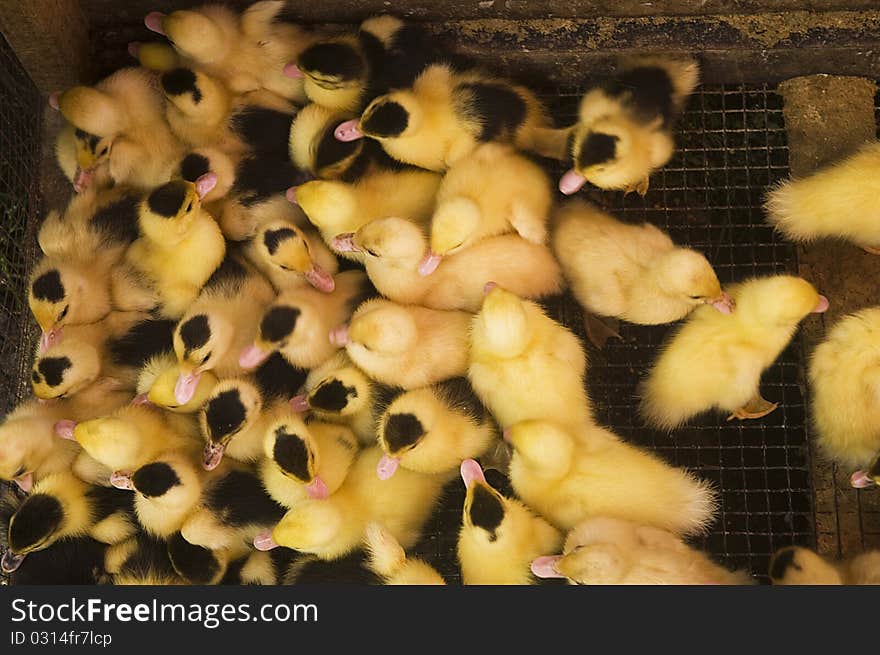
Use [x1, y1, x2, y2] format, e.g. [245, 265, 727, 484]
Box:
[2, 1, 878, 585]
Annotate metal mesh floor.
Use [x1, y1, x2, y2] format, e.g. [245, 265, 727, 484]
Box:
[0, 31, 42, 414]
[413, 85, 811, 584]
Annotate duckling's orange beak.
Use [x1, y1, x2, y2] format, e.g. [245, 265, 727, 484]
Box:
[334, 119, 363, 142]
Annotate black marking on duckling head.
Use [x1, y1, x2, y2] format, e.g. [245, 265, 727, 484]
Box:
[86, 485, 134, 522]
[117, 532, 178, 583]
[234, 156, 309, 207]
[262, 228, 297, 256]
[361, 101, 408, 137]
[147, 180, 189, 218]
[109, 318, 176, 369]
[204, 389, 247, 442]
[315, 124, 361, 172]
[179, 153, 211, 182]
[611, 66, 676, 127]
[167, 531, 221, 584]
[577, 132, 619, 169]
[31, 370, 41, 384]
[289, 550, 382, 584]
[254, 352, 308, 401]
[132, 462, 182, 498]
[272, 427, 311, 482]
[37, 357, 72, 388]
[75, 128, 102, 152]
[436, 377, 486, 423]
[468, 485, 504, 541]
[93, 194, 141, 246]
[769, 548, 801, 581]
[230, 107, 293, 157]
[32, 270, 65, 302]
[383, 412, 425, 454]
[204, 470, 285, 526]
[161, 68, 201, 103]
[310, 379, 356, 412]
[461, 82, 527, 142]
[179, 314, 210, 356]
[260, 306, 300, 343]
[298, 42, 365, 82]
[202, 255, 247, 293]
[9, 494, 64, 553]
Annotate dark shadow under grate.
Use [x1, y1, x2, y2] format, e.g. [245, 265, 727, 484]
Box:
[413, 85, 812, 584]
[0, 30, 42, 414]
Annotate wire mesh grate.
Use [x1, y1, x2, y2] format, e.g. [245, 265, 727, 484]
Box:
[0, 31, 42, 414]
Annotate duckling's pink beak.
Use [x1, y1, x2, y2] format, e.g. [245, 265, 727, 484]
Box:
[334, 119, 363, 142]
[127, 41, 142, 59]
[531, 555, 566, 579]
[850, 470, 875, 489]
[330, 233, 359, 253]
[203, 442, 225, 471]
[73, 167, 95, 193]
[710, 292, 735, 315]
[1, 550, 25, 573]
[304, 263, 335, 293]
[559, 169, 587, 195]
[144, 11, 166, 35]
[418, 252, 442, 277]
[194, 172, 217, 199]
[239, 343, 270, 370]
[305, 476, 329, 499]
[110, 470, 135, 491]
[377, 454, 400, 480]
[39, 327, 63, 354]
[328, 324, 349, 346]
[286, 186, 298, 204]
[483, 281, 498, 296]
[48, 91, 61, 110]
[253, 530, 278, 551]
[460, 459, 485, 489]
[290, 394, 309, 413]
[13, 472, 33, 494]
[283, 63, 304, 79]
[131, 392, 153, 406]
[174, 371, 201, 405]
[812, 295, 830, 313]
[54, 419, 77, 440]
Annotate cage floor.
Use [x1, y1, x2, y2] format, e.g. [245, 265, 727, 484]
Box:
[411, 85, 810, 584]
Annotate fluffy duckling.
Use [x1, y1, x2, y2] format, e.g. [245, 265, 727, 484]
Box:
[291, 167, 441, 258]
[770, 546, 880, 585]
[110, 450, 205, 538]
[292, 352, 398, 446]
[531, 517, 750, 585]
[552, 200, 732, 345]
[172, 255, 276, 405]
[244, 217, 339, 293]
[457, 459, 562, 585]
[288, 15, 440, 113]
[506, 420, 716, 535]
[126, 177, 226, 318]
[177, 147, 310, 241]
[255, 446, 449, 560]
[375, 378, 497, 479]
[70, 403, 200, 476]
[419, 143, 552, 275]
[641, 275, 829, 429]
[104, 532, 184, 585]
[335, 298, 471, 389]
[239, 270, 370, 370]
[54, 66, 183, 192]
[1, 472, 136, 574]
[469, 285, 592, 430]
[160, 66, 296, 153]
[809, 308, 880, 477]
[364, 522, 445, 585]
[765, 141, 880, 254]
[559, 56, 699, 196]
[333, 63, 554, 171]
[198, 368, 305, 470]
[144, 1, 312, 101]
[138, 354, 219, 413]
[260, 415, 359, 508]
[334, 217, 562, 311]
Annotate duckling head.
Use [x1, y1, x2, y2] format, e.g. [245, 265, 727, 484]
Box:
[113, 460, 182, 497]
[472, 285, 531, 360]
[31, 341, 100, 400]
[257, 221, 336, 292]
[173, 309, 231, 405]
[334, 217, 425, 268]
[735, 276, 828, 327]
[264, 419, 328, 500]
[654, 249, 734, 314]
[460, 459, 508, 544]
[148, 362, 218, 413]
[239, 302, 305, 370]
[292, 37, 367, 93]
[160, 66, 229, 123]
[290, 180, 357, 233]
[347, 92, 420, 142]
[139, 176, 217, 243]
[28, 263, 93, 351]
[146, 10, 228, 64]
[345, 301, 417, 357]
[422, 197, 483, 273]
[560, 121, 638, 195]
[257, 500, 344, 553]
[376, 410, 427, 479]
[3, 492, 66, 571]
[769, 546, 842, 585]
[73, 416, 144, 470]
[199, 379, 262, 470]
[57, 85, 126, 142]
[178, 148, 234, 201]
[289, 104, 362, 177]
[531, 543, 626, 584]
[305, 367, 369, 417]
[71, 128, 113, 193]
[504, 420, 574, 480]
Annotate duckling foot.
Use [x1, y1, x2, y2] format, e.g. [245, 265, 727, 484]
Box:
[584, 312, 621, 349]
[624, 177, 650, 197]
[726, 395, 778, 421]
[862, 245, 880, 255]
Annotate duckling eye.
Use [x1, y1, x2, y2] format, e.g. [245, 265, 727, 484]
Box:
[200, 351, 212, 364]
[689, 295, 704, 300]
[365, 248, 379, 257]
[13, 466, 25, 478]
[99, 146, 109, 156]
[279, 265, 291, 271]
[185, 202, 193, 213]
[57, 305, 69, 320]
